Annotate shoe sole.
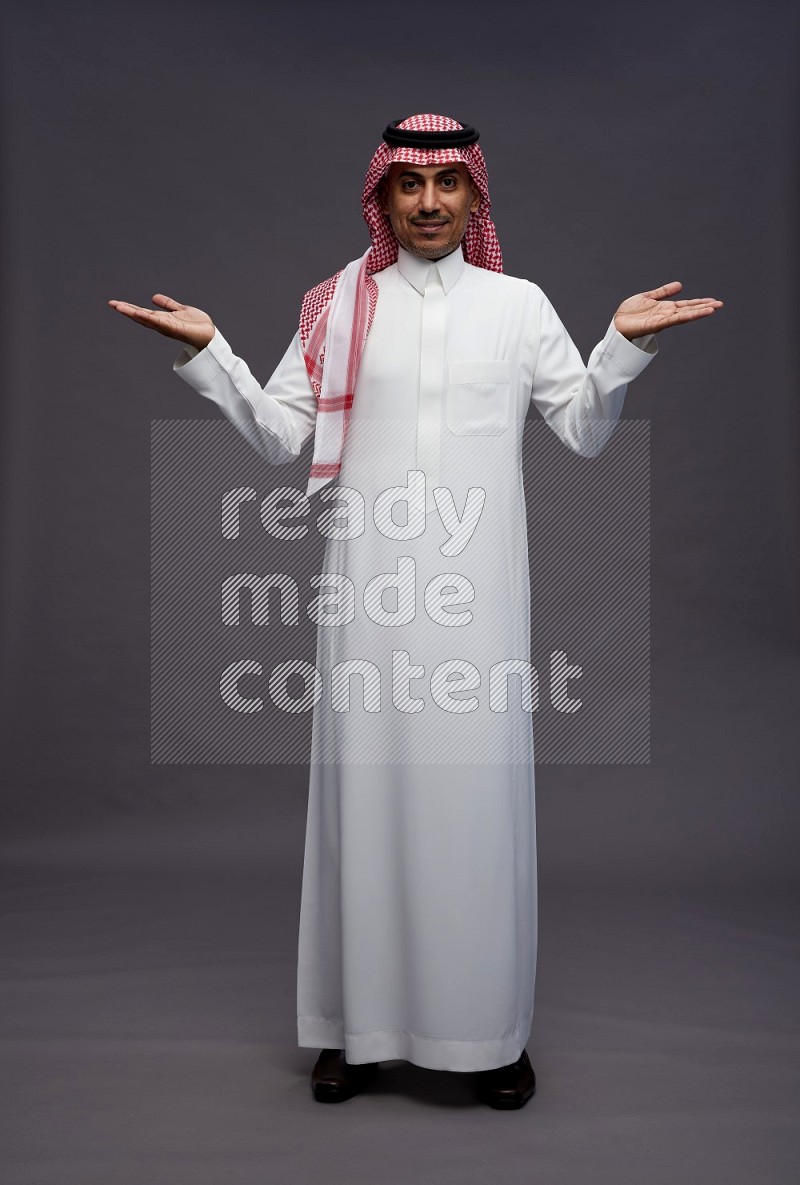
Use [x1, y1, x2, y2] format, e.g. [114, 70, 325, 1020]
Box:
[311, 1064, 378, 1103]
[312, 1083, 361, 1103]
[480, 1087, 535, 1110]
[476, 1078, 536, 1110]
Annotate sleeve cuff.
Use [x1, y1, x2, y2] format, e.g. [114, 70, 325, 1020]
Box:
[599, 319, 658, 380]
[173, 323, 244, 371]
[172, 327, 235, 393]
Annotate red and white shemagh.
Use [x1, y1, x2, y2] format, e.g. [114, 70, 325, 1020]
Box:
[300, 113, 503, 497]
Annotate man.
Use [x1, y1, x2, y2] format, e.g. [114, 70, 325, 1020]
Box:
[108, 114, 722, 1109]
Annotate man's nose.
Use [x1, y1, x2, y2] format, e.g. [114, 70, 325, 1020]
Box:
[419, 181, 440, 213]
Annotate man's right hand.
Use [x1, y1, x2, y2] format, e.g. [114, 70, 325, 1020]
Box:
[107, 293, 215, 351]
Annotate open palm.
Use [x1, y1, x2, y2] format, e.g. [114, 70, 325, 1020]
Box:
[107, 293, 215, 350]
[614, 282, 723, 340]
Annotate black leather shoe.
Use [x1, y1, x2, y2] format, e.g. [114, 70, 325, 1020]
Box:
[311, 1048, 379, 1102]
[474, 1048, 536, 1110]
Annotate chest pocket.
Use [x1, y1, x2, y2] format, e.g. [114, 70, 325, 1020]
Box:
[445, 359, 511, 436]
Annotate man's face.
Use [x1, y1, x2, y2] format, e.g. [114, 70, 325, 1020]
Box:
[379, 162, 480, 261]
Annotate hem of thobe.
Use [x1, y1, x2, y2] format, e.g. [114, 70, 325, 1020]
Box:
[296, 1015, 532, 1073]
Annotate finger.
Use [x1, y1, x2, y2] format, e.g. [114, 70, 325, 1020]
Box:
[151, 293, 185, 311]
[674, 298, 724, 308]
[108, 300, 173, 326]
[669, 305, 720, 325]
[108, 299, 158, 317]
[645, 281, 683, 299]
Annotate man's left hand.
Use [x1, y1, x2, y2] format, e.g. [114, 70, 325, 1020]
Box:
[614, 282, 723, 340]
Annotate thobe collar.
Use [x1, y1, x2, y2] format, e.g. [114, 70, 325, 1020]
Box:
[396, 242, 465, 295]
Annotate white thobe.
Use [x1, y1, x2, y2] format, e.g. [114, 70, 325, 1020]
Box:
[173, 244, 657, 1071]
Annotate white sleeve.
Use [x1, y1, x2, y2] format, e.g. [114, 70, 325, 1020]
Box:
[530, 289, 658, 457]
[172, 327, 317, 466]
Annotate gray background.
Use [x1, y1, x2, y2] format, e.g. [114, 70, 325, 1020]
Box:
[1, 0, 798, 1181]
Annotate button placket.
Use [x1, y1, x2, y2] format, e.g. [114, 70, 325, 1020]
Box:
[417, 264, 445, 515]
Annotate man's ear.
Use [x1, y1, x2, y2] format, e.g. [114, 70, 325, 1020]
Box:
[470, 182, 481, 214]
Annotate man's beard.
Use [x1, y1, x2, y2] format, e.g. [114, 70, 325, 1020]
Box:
[403, 221, 460, 260]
